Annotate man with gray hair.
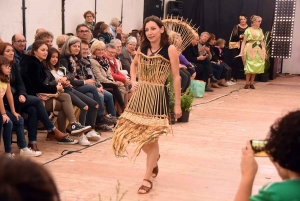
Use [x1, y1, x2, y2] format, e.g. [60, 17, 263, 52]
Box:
[119, 36, 137, 74]
[12, 33, 26, 65]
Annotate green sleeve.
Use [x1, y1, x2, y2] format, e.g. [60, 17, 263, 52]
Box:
[250, 184, 278, 201]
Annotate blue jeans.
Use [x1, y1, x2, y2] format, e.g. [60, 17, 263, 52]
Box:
[18, 95, 55, 142]
[3, 111, 27, 153]
[211, 63, 224, 80]
[75, 84, 103, 117]
[104, 90, 116, 116]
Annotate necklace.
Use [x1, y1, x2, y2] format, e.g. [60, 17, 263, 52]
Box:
[149, 46, 163, 56]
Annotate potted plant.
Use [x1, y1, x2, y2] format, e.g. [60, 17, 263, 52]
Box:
[177, 87, 194, 123]
[260, 31, 272, 82]
[168, 75, 176, 124]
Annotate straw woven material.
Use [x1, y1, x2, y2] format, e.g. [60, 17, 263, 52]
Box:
[112, 53, 171, 159]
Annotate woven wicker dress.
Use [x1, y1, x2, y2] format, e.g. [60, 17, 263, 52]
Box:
[112, 47, 171, 158]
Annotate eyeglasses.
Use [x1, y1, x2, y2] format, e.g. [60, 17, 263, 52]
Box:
[81, 48, 89, 51]
[79, 30, 89, 33]
[15, 40, 27, 43]
[86, 15, 93, 18]
[107, 50, 116, 55]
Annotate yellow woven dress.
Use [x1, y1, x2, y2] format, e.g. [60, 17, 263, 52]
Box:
[112, 45, 171, 158]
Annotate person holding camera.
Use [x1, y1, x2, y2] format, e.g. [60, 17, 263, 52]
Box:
[234, 110, 300, 201]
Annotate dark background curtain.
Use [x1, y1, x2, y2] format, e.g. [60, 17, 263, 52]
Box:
[182, 0, 275, 42]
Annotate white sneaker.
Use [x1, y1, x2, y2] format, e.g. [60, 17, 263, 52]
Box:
[78, 134, 91, 146]
[230, 81, 236, 85]
[5, 153, 15, 158]
[86, 130, 101, 141]
[20, 147, 42, 157]
[226, 81, 233, 86]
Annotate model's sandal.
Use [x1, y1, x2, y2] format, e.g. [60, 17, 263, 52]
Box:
[152, 154, 160, 178]
[137, 179, 153, 194]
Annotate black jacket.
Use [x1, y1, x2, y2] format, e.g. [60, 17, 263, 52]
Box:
[20, 54, 57, 95]
[98, 33, 113, 44]
[60, 56, 85, 87]
[10, 63, 27, 98]
[182, 44, 199, 64]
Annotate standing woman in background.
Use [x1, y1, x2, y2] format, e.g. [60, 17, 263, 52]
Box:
[229, 14, 248, 81]
[239, 15, 266, 89]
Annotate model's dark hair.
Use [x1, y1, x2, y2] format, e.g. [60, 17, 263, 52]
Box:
[45, 47, 60, 70]
[265, 110, 300, 173]
[140, 15, 169, 50]
[27, 40, 48, 56]
[0, 156, 60, 201]
[0, 42, 15, 65]
[0, 55, 10, 83]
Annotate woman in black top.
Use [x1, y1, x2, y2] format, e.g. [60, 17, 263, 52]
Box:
[229, 14, 249, 81]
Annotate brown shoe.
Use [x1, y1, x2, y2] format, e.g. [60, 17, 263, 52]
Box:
[211, 83, 220, 88]
[137, 179, 153, 194]
[52, 129, 68, 140]
[244, 84, 250, 89]
[250, 84, 255, 89]
[28, 143, 40, 151]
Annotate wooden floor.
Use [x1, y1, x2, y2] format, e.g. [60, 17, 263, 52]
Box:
[2, 75, 300, 201]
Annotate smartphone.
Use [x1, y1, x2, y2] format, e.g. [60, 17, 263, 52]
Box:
[250, 140, 268, 157]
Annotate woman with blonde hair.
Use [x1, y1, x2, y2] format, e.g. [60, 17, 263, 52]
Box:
[239, 15, 266, 89]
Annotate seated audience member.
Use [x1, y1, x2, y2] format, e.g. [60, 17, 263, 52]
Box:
[83, 10, 95, 31]
[110, 39, 129, 76]
[234, 110, 300, 201]
[0, 55, 41, 157]
[130, 29, 141, 50]
[81, 40, 116, 130]
[98, 23, 114, 44]
[121, 33, 128, 47]
[198, 32, 224, 88]
[104, 43, 130, 110]
[169, 31, 196, 93]
[0, 42, 68, 150]
[46, 47, 101, 143]
[182, 34, 217, 92]
[119, 36, 137, 74]
[207, 34, 228, 87]
[59, 37, 116, 125]
[90, 41, 126, 114]
[93, 21, 105, 39]
[11, 33, 26, 65]
[214, 38, 235, 85]
[0, 156, 60, 201]
[56, 35, 69, 52]
[27, 30, 54, 51]
[109, 17, 122, 40]
[20, 40, 90, 144]
[26, 28, 46, 51]
[76, 24, 92, 45]
[66, 33, 74, 37]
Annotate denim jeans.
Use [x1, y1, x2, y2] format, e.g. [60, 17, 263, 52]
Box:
[211, 63, 224, 80]
[104, 90, 116, 116]
[18, 95, 55, 142]
[76, 84, 103, 117]
[3, 111, 27, 153]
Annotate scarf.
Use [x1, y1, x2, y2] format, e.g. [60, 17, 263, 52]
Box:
[69, 56, 80, 77]
[95, 56, 110, 72]
[84, 21, 95, 31]
[104, 55, 119, 74]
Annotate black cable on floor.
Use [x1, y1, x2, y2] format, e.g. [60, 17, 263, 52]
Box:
[42, 137, 112, 166]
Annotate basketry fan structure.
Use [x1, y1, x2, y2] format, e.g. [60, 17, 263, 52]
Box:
[112, 53, 171, 159]
[162, 16, 198, 52]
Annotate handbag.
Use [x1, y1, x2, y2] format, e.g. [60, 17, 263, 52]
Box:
[229, 31, 240, 49]
[190, 80, 206, 98]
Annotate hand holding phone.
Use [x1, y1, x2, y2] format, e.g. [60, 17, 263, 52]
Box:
[250, 140, 268, 157]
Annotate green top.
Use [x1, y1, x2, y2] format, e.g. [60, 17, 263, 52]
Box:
[250, 179, 300, 201]
[244, 27, 264, 42]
